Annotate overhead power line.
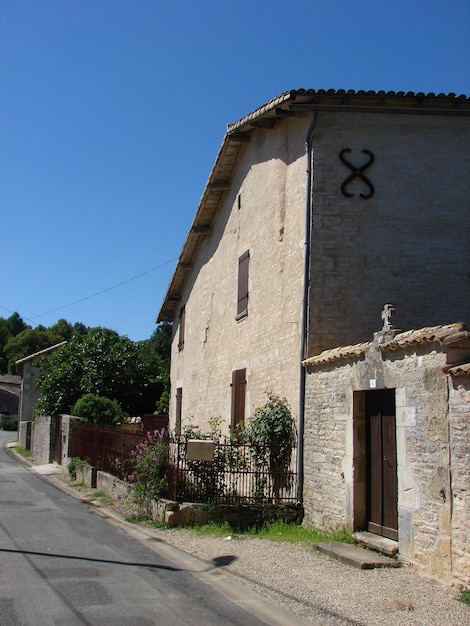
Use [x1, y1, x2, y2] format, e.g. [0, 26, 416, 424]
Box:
[2, 258, 178, 326]
[29, 257, 178, 320]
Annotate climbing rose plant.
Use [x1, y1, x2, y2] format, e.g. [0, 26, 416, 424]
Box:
[244, 394, 296, 500]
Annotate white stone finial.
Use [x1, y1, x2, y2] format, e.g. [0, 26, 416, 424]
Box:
[381, 303, 395, 331]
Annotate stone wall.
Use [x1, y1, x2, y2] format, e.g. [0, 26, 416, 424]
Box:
[169, 116, 307, 432]
[449, 375, 470, 586]
[94, 470, 302, 527]
[168, 109, 469, 436]
[304, 328, 470, 586]
[31, 414, 52, 464]
[310, 112, 470, 354]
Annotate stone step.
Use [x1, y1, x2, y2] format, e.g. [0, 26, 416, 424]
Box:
[316, 542, 401, 570]
[352, 531, 399, 557]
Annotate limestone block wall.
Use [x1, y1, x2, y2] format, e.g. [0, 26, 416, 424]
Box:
[31, 414, 52, 464]
[309, 112, 470, 354]
[304, 337, 470, 585]
[448, 375, 470, 587]
[169, 116, 306, 432]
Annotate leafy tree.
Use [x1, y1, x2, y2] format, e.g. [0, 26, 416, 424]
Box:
[4, 327, 63, 374]
[0, 313, 30, 373]
[35, 328, 147, 416]
[72, 394, 127, 425]
[48, 319, 88, 342]
[137, 322, 172, 414]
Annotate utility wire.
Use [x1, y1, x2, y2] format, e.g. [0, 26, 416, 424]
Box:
[2, 257, 178, 323]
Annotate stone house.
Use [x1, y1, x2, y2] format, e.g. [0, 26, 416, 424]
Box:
[0, 374, 21, 425]
[157, 88, 470, 581]
[303, 320, 470, 586]
[15, 342, 66, 450]
[158, 88, 470, 435]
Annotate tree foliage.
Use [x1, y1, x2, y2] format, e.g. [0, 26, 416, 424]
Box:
[35, 328, 145, 416]
[4, 328, 63, 374]
[0, 312, 171, 417]
[0, 313, 30, 373]
[0, 314, 88, 374]
[137, 322, 172, 414]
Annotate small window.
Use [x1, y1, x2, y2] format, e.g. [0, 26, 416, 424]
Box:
[236, 251, 249, 319]
[175, 387, 183, 435]
[231, 369, 246, 429]
[178, 306, 185, 351]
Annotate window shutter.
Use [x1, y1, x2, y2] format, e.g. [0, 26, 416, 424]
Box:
[178, 306, 185, 351]
[237, 251, 249, 316]
[175, 387, 183, 435]
[231, 369, 246, 428]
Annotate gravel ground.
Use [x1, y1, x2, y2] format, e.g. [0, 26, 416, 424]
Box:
[20, 460, 470, 626]
[142, 526, 469, 626]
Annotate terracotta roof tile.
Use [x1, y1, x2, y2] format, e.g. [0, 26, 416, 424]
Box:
[446, 362, 470, 376]
[303, 342, 371, 366]
[303, 322, 470, 368]
[380, 322, 469, 351]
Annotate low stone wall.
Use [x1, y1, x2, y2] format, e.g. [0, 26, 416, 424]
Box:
[91, 469, 303, 527]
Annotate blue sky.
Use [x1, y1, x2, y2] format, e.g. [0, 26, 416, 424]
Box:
[1, 0, 469, 341]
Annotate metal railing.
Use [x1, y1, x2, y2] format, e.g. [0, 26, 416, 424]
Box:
[69, 423, 297, 504]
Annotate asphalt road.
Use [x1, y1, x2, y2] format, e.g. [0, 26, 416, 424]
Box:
[0, 431, 306, 626]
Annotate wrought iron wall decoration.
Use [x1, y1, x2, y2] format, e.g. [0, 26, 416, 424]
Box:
[339, 148, 375, 199]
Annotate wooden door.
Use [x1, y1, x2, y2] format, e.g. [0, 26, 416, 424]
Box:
[366, 389, 398, 540]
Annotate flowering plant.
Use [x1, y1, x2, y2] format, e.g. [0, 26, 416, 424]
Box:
[125, 429, 168, 512]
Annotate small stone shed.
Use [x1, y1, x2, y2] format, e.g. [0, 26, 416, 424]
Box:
[15, 342, 66, 449]
[0, 374, 21, 423]
[303, 321, 470, 586]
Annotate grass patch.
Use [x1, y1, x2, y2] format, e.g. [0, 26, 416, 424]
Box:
[93, 491, 113, 505]
[187, 521, 233, 537]
[182, 520, 353, 544]
[249, 520, 354, 543]
[16, 446, 32, 458]
[149, 519, 170, 529]
[459, 587, 470, 606]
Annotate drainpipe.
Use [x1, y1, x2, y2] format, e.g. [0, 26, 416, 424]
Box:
[297, 110, 318, 506]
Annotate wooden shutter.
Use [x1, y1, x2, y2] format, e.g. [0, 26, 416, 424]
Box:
[178, 306, 185, 351]
[237, 251, 249, 317]
[175, 387, 183, 435]
[231, 369, 246, 429]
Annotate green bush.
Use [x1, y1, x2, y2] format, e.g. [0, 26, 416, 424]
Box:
[2, 415, 19, 431]
[72, 394, 127, 425]
[67, 456, 89, 480]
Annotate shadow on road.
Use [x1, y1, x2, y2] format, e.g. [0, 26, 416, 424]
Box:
[0, 547, 182, 571]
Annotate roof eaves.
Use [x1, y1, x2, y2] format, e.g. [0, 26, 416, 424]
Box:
[157, 88, 470, 322]
[303, 342, 371, 367]
[15, 341, 67, 367]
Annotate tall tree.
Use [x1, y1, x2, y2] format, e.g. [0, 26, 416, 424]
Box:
[35, 328, 147, 416]
[48, 319, 88, 342]
[4, 327, 62, 374]
[138, 322, 172, 414]
[0, 313, 30, 373]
